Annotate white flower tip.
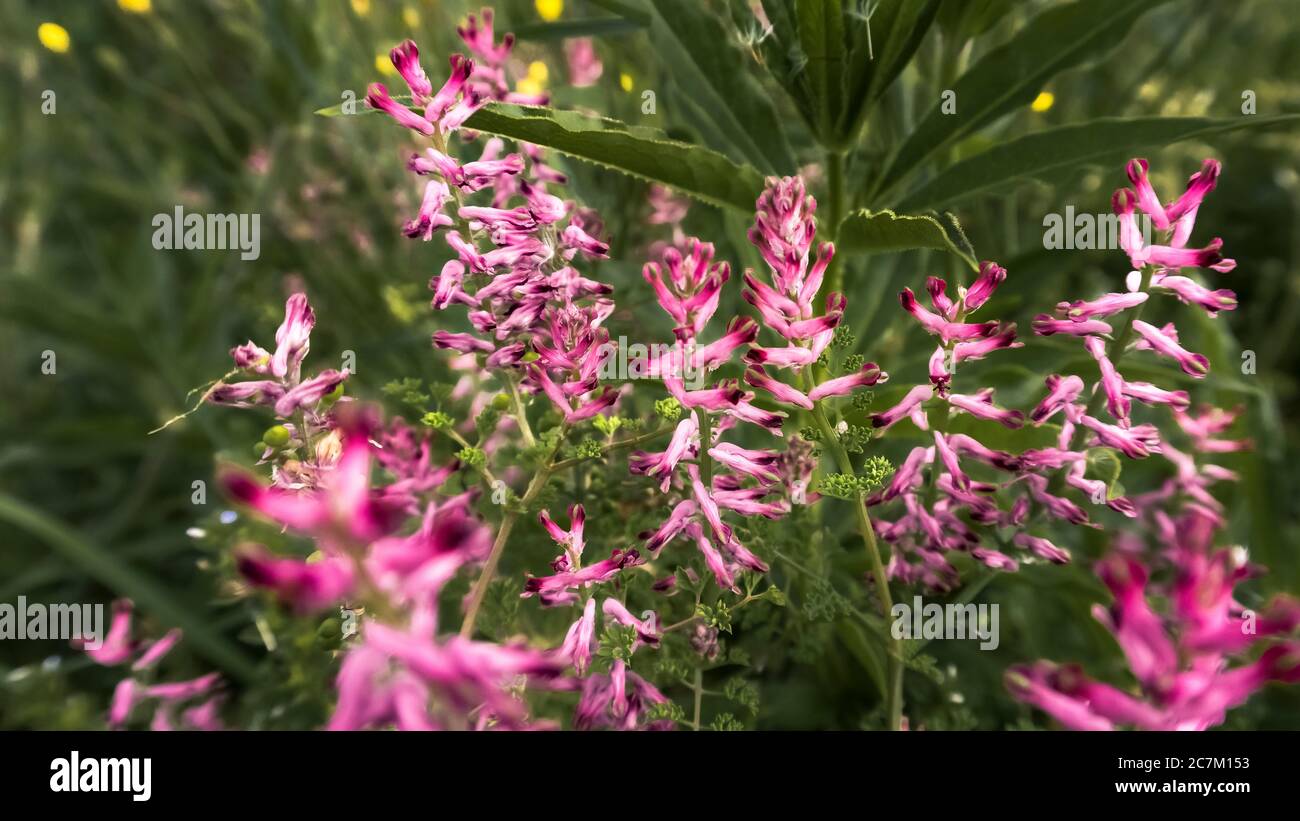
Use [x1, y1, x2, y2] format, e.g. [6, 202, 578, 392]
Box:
[1126, 270, 1143, 292]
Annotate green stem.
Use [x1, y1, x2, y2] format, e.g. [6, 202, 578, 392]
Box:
[804, 372, 904, 730]
[692, 667, 704, 731]
[550, 424, 674, 472]
[698, 410, 713, 487]
[504, 372, 536, 449]
[459, 428, 566, 638]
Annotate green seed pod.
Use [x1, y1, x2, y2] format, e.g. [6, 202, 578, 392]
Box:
[492, 392, 512, 411]
[262, 425, 291, 448]
[253, 442, 269, 458]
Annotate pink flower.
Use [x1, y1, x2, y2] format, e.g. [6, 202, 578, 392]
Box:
[900, 288, 998, 343]
[538, 503, 587, 571]
[602, 598, 661, 649]
[221, 416, 406, 550]
[235, 545, 355, 612]
[1055, 292, 1147, 322]
[565, 37, 603, 87]
[871, 385, 933, 430]
[559, 598, 598, 675]
[1030, 374, 1084, 424]
[1130, 319, 1210, 377]
[962, 261, 1007, 311]
[1031, 315, 1113, 336]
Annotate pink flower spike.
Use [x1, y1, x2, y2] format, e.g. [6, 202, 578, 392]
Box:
[708, 442, 782, 484]
[642, 499, 697, 553]
[538, 503, 586, 564]
[1144, 238, 1230, 272]
[427, 54, 475, 123]
[403, 179, 455, 241]
[928, 345, 950, 394]
[925, 276, 956, 320]
[1121, 381, 1190, 411]
[630, 414, 699, 492]
[1095, 556, 1178, 689]
[686, 523, 736, 592]
[565, 37, 604, 87]
[1008, 532, 1071, 563]
[933, 431, 969, 490]
[746, 344, 818, 370]
[273, 368, 348, 417]
[1080, 415, 1160, 459]
[1130, 320, 1210, 377]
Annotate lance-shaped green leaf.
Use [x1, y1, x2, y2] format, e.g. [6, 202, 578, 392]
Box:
[875, 0, 1174, 201]
[463, 103, 766, 212]
[512, 16, 645, 41]
[897, 114, 1300, 211]
[843, 0, 941, 136]
[646, 0, 797, 174]
[837, 208, 978, 270]
[796, 0, 848, 145]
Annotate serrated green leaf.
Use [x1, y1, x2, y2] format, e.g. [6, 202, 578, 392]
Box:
[837, 208, 978, 270]
[320, 99, 767, 210]
[897, 114, 1300, 211]
[461, 103, 767, 212]
[875, 0, 1175, 200]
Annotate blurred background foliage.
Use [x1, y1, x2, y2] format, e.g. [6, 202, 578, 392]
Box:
[1, 0, 1298, 728]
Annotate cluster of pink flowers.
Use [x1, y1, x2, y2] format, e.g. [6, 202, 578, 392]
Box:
[863, 260, 1080, 589]
[1002, 159, 1282, 729]
[1008, 506, 1300, 730]
[121, 0, 1288, 732]
[369, 19, 615, 426]
[209, 293, 348, 484]
[210, 294, 567, 729]
[76, 601, 224, 730]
